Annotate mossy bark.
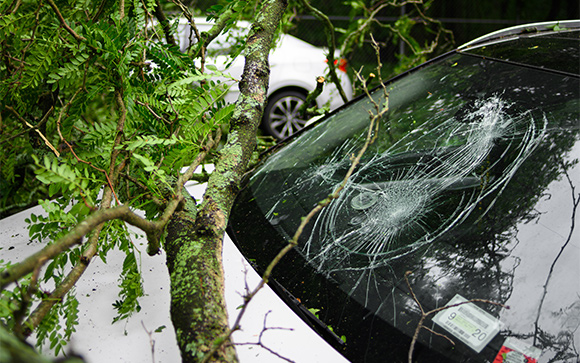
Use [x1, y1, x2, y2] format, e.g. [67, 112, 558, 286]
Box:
[164, 1, 289, 362]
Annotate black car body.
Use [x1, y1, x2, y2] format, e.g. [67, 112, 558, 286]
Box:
[228, 21, 580, 363]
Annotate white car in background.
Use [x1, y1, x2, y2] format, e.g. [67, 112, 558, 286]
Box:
[175, 18, 353, 139]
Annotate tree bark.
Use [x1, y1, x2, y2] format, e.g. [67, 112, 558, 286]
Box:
[163, 1, 288, 362]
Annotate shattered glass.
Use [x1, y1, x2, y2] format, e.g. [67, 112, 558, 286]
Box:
[230, 52, 579, 362]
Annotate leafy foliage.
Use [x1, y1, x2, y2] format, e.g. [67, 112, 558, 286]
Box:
[35, 291, 79, 356]
[112, 251, 143, 323]
[0, 0, 236, 354]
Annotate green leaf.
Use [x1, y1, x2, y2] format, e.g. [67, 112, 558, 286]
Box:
[232, 0, 248, 13]
[28, 223, 42, 237]
[308, 308, 320, 317]
[49, 183, 60, 197]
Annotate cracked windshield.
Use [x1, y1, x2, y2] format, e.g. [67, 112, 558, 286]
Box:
[230, 51, 579, 362]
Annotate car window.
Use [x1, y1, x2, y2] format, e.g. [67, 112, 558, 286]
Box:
[230, 52, 579, 362]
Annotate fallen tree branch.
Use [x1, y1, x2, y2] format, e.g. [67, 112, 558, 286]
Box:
[296, 0, 348, 103]
[213, 37, 389, 362]
[0, 205, 130, 290]
[298, 75, 324, 118]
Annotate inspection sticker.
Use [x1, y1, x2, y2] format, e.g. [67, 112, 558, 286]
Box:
[493, 337, 542, 363]
[432, 294, 502, 353]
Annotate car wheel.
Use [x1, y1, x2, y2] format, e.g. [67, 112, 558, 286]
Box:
[262, 91, 310, 139]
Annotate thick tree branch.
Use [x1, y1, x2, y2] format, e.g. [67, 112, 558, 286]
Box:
[164, 1, 289, 362]
[0, 206, 130, 290]
[153, 0, 177, 47]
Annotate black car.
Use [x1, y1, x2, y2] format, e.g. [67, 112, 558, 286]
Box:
[228, 21, 580, 363]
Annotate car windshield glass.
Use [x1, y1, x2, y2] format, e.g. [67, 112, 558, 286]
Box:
[230, 52, 579, 362]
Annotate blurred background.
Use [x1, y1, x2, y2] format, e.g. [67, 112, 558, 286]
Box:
[286, 0, 580, 77]
[191, 0, 579, 80]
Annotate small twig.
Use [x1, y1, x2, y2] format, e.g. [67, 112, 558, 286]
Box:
[233, 311, 295, 362]
[296, 0, 348, 103]
[176, 128, 222, 195]
[341, 0, 423, 57]
[135, 100, 169, 123]
[165, 94, 181, 126]
[45, 0, 86, 42]
[153, 0, 176, 47]
[10, 0, 22, 13]
[3, 54, 30, 66]
[122, 173, 164, 206]
[119, 0, 124, 20]
[5, 105, 59, 157]
[422, 326, 456, 345]
[141, 321, 156, 363]
[404, 271, 508, 363]
[370, 34, 388, 94]
[1, 105, 54, 145]
[169, 0, 214, 72]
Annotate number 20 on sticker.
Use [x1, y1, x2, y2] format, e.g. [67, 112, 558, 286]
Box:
[434, 294, 503, 353]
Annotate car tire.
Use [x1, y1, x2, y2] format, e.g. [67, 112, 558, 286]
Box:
[262, 90, 310, 139]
